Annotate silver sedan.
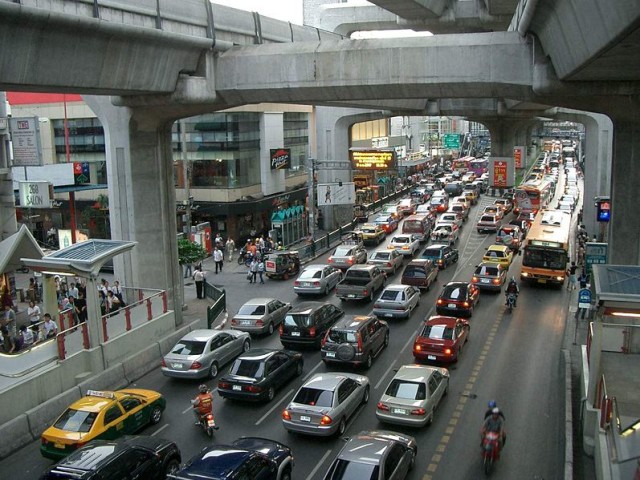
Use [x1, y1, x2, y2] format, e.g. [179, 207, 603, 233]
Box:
[293, 265, 343, 296]
[231, 298, 291, 336]
[376, 364, 449, 427]
[367, 249, 404, 276]
[282, 373, 370, 436]
[161, 329, 251, 379]
[373, 284, 421, 319]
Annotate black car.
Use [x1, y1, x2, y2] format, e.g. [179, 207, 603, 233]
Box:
[40, 435, 181, 480]
[169, 437, 293, 480]
[279, 302, 344, 349]
[217, 348, 303, 402]
[421, 244, 459, 270]
[436, 281, 480, 317]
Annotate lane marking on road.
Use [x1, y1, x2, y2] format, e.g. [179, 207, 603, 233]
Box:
[255, 388, 294, 426]
[181, 388, 218, 415]
[422, 306, 506, 477]
[305, 448, 333, 480]
[374, 324, 422, 390]
[151, 423, 169, 436]
[302, 360, 323, 383]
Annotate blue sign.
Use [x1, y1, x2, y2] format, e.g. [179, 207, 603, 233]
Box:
[578, 288, 592, 309]
[597, 200, 610, 222]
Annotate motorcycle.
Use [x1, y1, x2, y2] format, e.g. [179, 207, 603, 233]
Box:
[481, 431, 501, 475]
[505, 293, 517, 313]
[197, 412, 218, 437]
[237, 249, 254, 266]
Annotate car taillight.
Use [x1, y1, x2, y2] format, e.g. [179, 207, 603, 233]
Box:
[493, 278, 501, 285]
[438, 259, 444, 265]
[294, 281, 300, 286]
[161, 358, 166, 367]
[411, 408, 426, 416]
[413, 343, 422, 352]
[256, 320, 264, 326]
[309, 327, 317, 337]
[245, 385, 262, 393]
[444, 348, 452, 355]
[282, 410, 291, 420]
[41, 438, 49, 445]
[320, 415, 333, 425]
[377, 402, 389, 411]
[321, 331, 329, 347]
[190, 361, 202, 370]
[463, 301, 470, 307]
[362, 289, 369, 296]
[386, 262, 392, 267]
[347, 257, 355, 264]
[279, 324, 284, 335]
[328, 258, 334, 263]
[313, 281, 320, 287]
[356, 332, 363, 352]
[471, 276, 478, 282]
[437, 299, 444, 305]
[231, 318, 237, 325]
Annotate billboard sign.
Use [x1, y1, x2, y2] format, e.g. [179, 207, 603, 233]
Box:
[74, 162, 91, 184]
[443, 133, 460, 149]
[270, 148, 291, 170]
[492, 159, 508, 187]
[513, 146, 525, 169]
[9, 117, 43, 166]
[585, 242, 608, 273]
[350, 150, 396, 170]
[317, 182, 356, 206]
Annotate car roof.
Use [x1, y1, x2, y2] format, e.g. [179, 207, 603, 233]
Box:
[382, 283, 410, 291]
[332, 315, 374, 330]
[424, 244, 447, 251]
[301, 264, 331, 273]
[486, 244, 509, 253]
[236, 348, 279, 361]
[289, 301, 329, 314]
[180, 329, 225, 342]
[346, 265, 375, 271]
[337, 431, 410, 464]
[242, 298, 276, 305]
[302, 373, 360, 391]
[393, 364, 443, 383]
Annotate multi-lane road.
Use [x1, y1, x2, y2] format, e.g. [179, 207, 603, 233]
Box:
[5, 187, 576, 480]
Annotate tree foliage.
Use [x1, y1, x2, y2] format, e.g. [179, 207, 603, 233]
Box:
[178, 239, 208, 265]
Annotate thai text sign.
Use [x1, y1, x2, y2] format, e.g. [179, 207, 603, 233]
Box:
[9, 117, 43, 166]
[350, 150, 396, 170]
[493, 160, 508, 187]
[513, 146, 525, 169]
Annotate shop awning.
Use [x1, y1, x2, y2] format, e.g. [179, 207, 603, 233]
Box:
[0, 225, 44, 273]
[21, 239, 136, 277]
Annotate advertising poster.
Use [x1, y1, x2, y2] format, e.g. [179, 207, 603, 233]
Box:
[317, 183, 356, 206]
[513, 146, 525, 169]
[493, 160, 508, 187]
[270, 149, 291, 170]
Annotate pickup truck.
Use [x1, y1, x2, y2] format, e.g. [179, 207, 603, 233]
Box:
[335, 265, 386, 302]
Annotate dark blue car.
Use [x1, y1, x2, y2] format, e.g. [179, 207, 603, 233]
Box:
[169, 437, 294, 480]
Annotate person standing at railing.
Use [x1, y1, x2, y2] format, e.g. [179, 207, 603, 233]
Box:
[193, 267, 206, 299]
[19, 325, 34, 349]
[2, 305, 16, 338]
[43, 313, 58, 339]
[27, 300, 41, 328]
[67, 296, 79, 326]
[75, 291, 88, 324]
[68, 282, 79, 301]
[111, 280, 125, 305]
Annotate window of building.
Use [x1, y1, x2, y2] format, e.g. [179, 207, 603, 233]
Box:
[52, 118, 105, 155]
[283, 112, 309, 177]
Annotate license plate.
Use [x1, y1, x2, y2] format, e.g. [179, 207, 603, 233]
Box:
[232, 385, 242, 391]
[325, 351, 336, 358]
[291, 331, 301, 337]
[481, 279, 490, 283]
[348, 294, 356, 298]
[448, 303, 456, 308]
[54, 443, 64, 449]
[392, 408, 407, 415]
[538, 278, 547, 284]
[207, 419, 216, 427]
[241, 320, 252, 325]
[384, 313, 393, 317]
[300, 415, 311, 422]
[171, 363, 183, 369]
[428, 355, 437, 360]
[303, 282, 311, 287]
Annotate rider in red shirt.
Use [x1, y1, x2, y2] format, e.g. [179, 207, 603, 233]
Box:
[191, 384, 214, 425]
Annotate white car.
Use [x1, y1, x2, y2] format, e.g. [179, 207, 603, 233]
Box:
[388, 234, 421, 256]
[430, 222, 459, 245]
[438, 212, 463, 229]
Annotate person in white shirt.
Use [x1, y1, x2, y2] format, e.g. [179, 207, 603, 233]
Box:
[193, 268, 205, 299]
[27, 301, 41, 327]
[213, 247, 224, 274]
[42, 313, 58, 338]
[68, 283, 79, 300]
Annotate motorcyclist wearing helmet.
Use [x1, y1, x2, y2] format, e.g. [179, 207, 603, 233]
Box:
[191, 384, 215, 427]
[483, 401, 507, 446]
[505, 277, 519, 307]
[481, 407, 506, 449]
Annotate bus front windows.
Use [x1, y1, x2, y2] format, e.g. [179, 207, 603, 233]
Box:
[523, 248, 567, 270]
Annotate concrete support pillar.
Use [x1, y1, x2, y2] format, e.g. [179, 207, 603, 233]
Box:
[0, 92, 17, 240]
[259, 112, 285, 196]
[85, 277, 103, 346]
[609, 119, 640, 264]
[84, 96, 182, 323]
[484, 118, 525, 158]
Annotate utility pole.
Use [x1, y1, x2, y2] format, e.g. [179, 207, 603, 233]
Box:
[180, 119, 191, 236]
[307, 158, 315, 239]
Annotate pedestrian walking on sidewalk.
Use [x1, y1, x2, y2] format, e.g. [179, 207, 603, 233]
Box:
[258, 259, 265, 284]
[249, 259, 259, 284]
[567, 262, 578, 291]
[184, 262, 193, 279]
[213, 247, 224, 274]
[194, 267, 206, 299]
[226, 237, 235, 262]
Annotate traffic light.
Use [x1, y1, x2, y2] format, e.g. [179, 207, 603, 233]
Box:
[596, 197, 611, 222]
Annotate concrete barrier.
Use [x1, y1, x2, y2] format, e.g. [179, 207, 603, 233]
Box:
[122, 343, 163, 384]
[78, 363, 128, 393]
[26, 386, 82, 438]
[158, 324, 193, 356]
[0, 415, 34, 459]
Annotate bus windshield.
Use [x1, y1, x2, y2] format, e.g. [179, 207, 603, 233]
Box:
[522, 246, 567, 270]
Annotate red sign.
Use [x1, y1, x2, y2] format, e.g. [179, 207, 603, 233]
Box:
[513, 148, 523, 169]
[493, 161, 507, 187]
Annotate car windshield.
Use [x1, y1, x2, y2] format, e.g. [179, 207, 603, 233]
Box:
[170, 340, 206, 356]
[284, 314, 313, 327]
[403, 220, 424, 232]
[229, 359, 264, 378]
[325, 459, 379, 480]
[371, 252, 390, 260]
[480, 215, 495, 222]
[327, 330, 357, 343]
[53, 408, 98, 433]
[403, 267, 426, 278]
[333, 247, 352, 256]
[392, 237, 410, 244]
[385, 379, 427, 400]
[422, 324, 454, 340]
[380, 289, 402, 301]
[361, 227, 377, 234]
[292, 387, 334, 407]
[299, 269, 322, 280]
[237, 304, 265, 316]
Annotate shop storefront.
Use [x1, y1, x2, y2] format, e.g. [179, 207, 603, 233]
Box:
[271, 205, 307, 247]
[192, 187, 308, 244]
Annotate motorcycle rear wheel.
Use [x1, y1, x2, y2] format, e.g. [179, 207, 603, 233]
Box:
[484, 455, 493, 475]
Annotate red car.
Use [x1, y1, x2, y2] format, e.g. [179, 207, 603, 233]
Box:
[435, 281, 480, 317]
[413, 315, 470, 363]
[374, 215, 399, 234]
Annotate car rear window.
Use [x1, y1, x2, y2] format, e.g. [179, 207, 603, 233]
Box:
[229, 359, 264, 378]
[371, 252, 390, 260]
[333, 247, 352, 256]
[421, 324, 454, 340]
[443, 285, 465, 299]
[380, 289, 402, 301]
[422, 248, 442, 257]
[327, 329, 357, 344]
[392, 236, 410, 244]
[299, 269, 322, 280]
[325, 459, 379, 480]
[403, 266, 426, 279]
[170, 340, 206, 356]
[53, 408, 97, 433]
[284, 314, 313, 328]
[237, 304, 265, 315]
[476, 266, 498, 276]
[292, 387, 333, 407]
[480, 215, 494, 222]
[384, 379, 426, 400]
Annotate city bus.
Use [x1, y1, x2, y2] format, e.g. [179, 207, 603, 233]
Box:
[513, 177, 553, 215]
[451, 156, 475, 174]
[469, 158, 488, 177]
[520, 210, 572, 286]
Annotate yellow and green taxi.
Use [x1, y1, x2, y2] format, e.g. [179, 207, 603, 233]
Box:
[482, 244, 514, 267]
[359, 223, 386, 245]
[40, 388, 165, 460]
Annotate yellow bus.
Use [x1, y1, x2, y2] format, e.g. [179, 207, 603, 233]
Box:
[520, 210, 572, 286]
